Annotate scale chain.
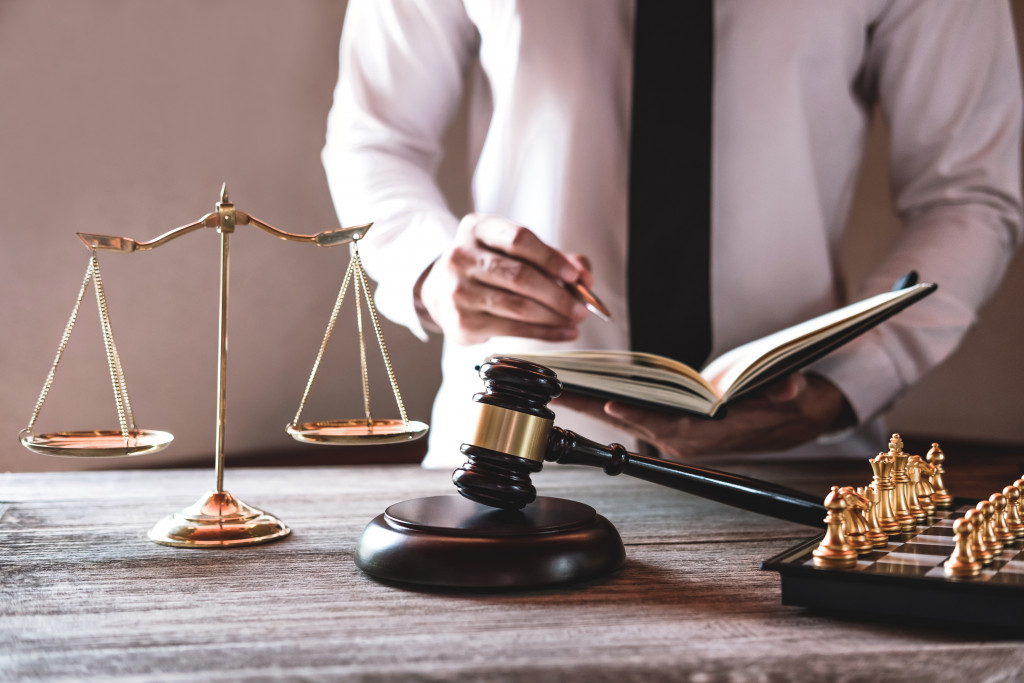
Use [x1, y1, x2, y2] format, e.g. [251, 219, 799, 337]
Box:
[24, 258, 94, 435]
[352, 249, 410, 426]
[352, 251, 373, 426]
[24, 252, 136, 447]
[290, 254, 356, 427]
[90, 252, 136, 443]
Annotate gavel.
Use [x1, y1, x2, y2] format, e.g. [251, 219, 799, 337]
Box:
[354, 355, 827, 590]
[452, 355, 826, 528]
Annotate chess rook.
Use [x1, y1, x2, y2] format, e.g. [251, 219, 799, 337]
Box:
[455, 356, 826, 527]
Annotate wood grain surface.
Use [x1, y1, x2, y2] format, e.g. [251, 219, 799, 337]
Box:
[3, 454, 1024, 682]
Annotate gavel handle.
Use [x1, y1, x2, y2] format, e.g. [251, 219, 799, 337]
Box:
[546, 427, 827, 528]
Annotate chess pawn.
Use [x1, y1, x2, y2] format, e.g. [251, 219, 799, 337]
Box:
[908, 455, 937, 517]
[964, 509, 994, 565]
[869, 455, 900, 536]
[926, 442, 952, 508]
[839, 487, 873, 556]
[888, 435, 917, 533]
[1014, 480, 1024, 532]
[976, 500, 1003, 555]
[943, 518, 982, 579]
[858, 485, 889, 549]
[989, 493, 1016, 545]
[905, 459, 927, 524]
[1003, 485, 1024, 539]
[813, 487, 858, 569]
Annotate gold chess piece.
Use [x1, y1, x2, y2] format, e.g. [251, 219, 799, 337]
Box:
[1004, 485, 1024, 539]
[908, 454, 937, 517]
[1013, 479, 1024, 533]
[964, 509, 994, 566]
[838, 487, 874, 556]
[859, 485, 889, 549]
[989, 493, 1016, 545]
[944, 517, 982, 579]
[977, 500, 1004, 555]
[813, 487, 859, 569]
[905, 459, 927, 524]
[888, 434, 917, 533]
[869, 454, 900, 536]
[926, 442, 952, 508]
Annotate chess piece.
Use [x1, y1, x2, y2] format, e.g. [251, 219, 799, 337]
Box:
[926, 442, 953, 508]
[1003, 485, 1024, 539]
[943, 518, 982, 579]
[905, 459, 927, 523]
[888, 435, 917, 533]
[908, 455, 937, 517]
[1014, 479, 1024, 530]
[977, 500, 1004, 554]
[858, 485, 889, 549]
[964, 509, 994, 565]
[813, 487, 859, 569]
[839, 487, 873, 555]
[989, 493, 1016, 545]
[869, 455, 900, 536]
[355, 356, 828, 589]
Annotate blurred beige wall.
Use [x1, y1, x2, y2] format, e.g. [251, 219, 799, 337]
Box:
[1, 1, 1022, 474]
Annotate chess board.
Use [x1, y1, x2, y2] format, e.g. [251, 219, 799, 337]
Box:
[761, 502, 1024, 628]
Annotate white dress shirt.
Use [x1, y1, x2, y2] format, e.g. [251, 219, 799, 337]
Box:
[323, 0, 1022, 468]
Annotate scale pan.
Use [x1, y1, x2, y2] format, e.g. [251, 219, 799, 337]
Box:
[287, 418, 428, 445]
[19, 429, 174, 458]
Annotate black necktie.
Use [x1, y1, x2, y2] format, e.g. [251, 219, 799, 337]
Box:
[627, 0, 714, 368]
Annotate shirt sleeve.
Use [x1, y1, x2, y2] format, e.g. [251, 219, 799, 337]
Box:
[810, 0, 1023, 425]
[321, 0, 478, 341]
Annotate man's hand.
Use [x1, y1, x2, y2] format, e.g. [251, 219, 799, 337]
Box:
[415, 213, 592, 345]
[553, 372, 855, 459]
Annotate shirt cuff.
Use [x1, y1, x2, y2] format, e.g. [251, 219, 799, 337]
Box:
[807, 331, 906, 430]
[359, 211, 459, 342]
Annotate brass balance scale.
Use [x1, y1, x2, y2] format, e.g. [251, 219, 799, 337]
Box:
[18, 185, 427, 548]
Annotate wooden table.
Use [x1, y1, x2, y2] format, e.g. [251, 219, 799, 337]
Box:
[4, 450, 1024, 681]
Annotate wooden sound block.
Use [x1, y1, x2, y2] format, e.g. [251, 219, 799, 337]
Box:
[355, 495, 625, 590]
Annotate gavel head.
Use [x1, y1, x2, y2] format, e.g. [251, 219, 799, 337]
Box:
[452, 356, 562, 510]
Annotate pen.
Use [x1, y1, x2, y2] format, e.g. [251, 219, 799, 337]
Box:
[567, 280, 612, 322]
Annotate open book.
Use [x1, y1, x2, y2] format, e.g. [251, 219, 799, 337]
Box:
[512, 278, 936, 418]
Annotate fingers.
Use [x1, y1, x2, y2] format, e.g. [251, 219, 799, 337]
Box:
[418, 214, 597, 345]
[600, 372, 851, 460]
[449, 242, 588, 323]
[762, 373, 807, 403]
[469, 215, 584, 284]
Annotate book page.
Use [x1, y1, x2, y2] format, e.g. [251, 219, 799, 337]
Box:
[700, 284, 932, 398]
[513, 350, 718, 401]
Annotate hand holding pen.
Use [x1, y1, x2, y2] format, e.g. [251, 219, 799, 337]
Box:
[415, 213, 609, 346]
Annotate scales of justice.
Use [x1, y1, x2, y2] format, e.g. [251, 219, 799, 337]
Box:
[18, 185, 427, 548]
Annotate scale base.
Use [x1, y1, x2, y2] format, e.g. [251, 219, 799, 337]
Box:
[148, 490, 291, 548]
[355, 495, 625, 590]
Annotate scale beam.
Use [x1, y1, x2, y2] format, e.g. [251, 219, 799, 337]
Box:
[76, 186, 371, 253]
